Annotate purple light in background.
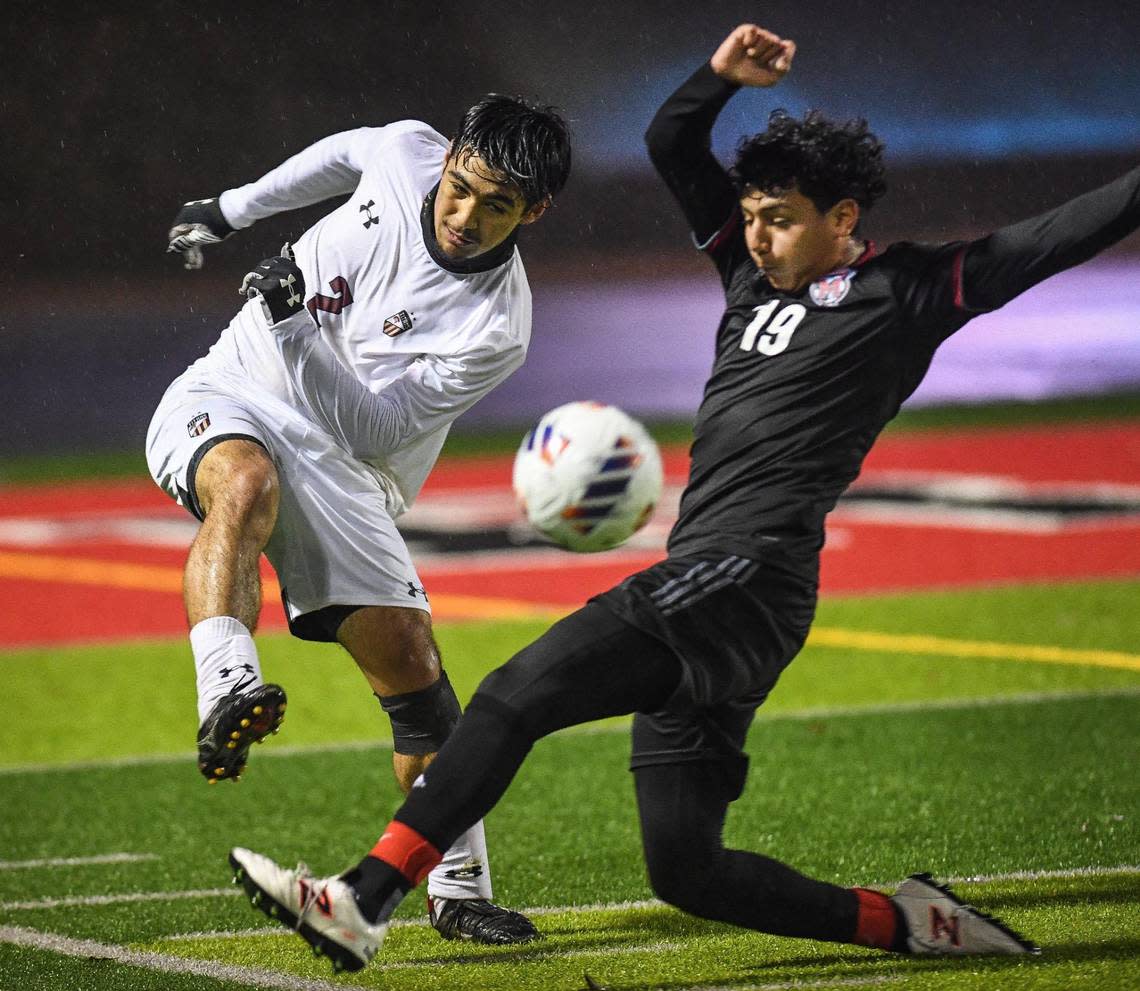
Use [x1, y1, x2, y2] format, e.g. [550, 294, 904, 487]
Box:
[469, 258, 1140, 423]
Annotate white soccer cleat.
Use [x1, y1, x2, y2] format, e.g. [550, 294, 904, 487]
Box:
[229, 847, 387, 972]
[891, 873, 1040, 956]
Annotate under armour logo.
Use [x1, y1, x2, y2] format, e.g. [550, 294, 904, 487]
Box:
[219, 664, 255, 679]
[359, 200, 379, 228]
[406, 581, 427, 600]
[280, 272, 301, 307]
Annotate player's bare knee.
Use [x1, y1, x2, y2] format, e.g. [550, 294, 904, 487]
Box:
[341, 606, 441, 693]
[196, 441, 279, 535]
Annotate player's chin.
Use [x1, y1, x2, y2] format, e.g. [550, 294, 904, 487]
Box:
[439, 226, 482, 258]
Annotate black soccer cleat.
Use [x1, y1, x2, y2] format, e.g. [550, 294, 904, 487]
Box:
[197, 684, 287, 783]
[428, 896, 540, 944]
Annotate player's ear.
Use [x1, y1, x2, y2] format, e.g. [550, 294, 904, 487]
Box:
[829, 198, 860, 238]
[518, 197, 550, 226]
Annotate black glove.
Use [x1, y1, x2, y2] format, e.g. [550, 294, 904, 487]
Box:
[167, 198, 236, 270]
[239, 244, 306, 325]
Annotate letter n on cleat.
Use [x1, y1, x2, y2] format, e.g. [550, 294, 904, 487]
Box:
[930, 906, 961, 947]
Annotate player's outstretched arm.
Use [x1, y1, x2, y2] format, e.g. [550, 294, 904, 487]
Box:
[645, 24, 795, 255]
[168, 128, 379, 270]
[960, 164, 1140, 312]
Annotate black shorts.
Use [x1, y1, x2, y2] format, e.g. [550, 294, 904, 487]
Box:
[592, 545, 818, 797]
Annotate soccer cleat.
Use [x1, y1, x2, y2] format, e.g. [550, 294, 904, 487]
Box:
[197, 684, 286, 782]
[229, 847, 387, 972]
[891, 873, 1040, 955]
[428, 896, 540, 944]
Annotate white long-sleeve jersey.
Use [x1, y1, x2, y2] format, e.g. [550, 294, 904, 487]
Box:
[191, 121, 531, 516]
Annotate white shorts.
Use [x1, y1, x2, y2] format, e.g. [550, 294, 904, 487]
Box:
[145, 369, 430, 639]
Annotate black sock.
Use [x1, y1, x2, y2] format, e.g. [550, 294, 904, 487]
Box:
[342, 856, 410, 924]
[890, 903, 911, 953]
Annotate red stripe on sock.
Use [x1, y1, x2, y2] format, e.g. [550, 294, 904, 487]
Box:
[851, 887, 898, 950]
[369, 821, 442, 887]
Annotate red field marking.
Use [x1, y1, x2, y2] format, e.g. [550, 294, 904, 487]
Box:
[863, 422, 1140, 483]
[1, 421, 1138, 648]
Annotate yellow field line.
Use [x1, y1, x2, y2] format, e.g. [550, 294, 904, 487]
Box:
[805, 627, 1140, 673]
[0, 552, 560, 621]
[0, 551, 185, 593]
[1, 550, 1137, 670]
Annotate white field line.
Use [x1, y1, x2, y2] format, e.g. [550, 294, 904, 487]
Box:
[2, 684, 1138, 778]
[3, 866, 1134, 990]
[0, 887, 237, 912]
[368, 938, 688, 974]
[691, 978, 904, 991]
[0, 924, 348, 991]
[0, 852, 158, 870]
[9, 863, 1136, 920]
[0, 922, 905, 991]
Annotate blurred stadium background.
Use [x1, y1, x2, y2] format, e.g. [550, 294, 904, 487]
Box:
[2, 0, 1138, 463]
[2, 8, 1139, 989]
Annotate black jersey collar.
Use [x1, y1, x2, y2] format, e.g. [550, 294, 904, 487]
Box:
[420, 183, 518, 274]
[757, 240, 880, 295]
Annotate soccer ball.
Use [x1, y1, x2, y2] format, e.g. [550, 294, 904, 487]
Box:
[512, 401, 664, 553]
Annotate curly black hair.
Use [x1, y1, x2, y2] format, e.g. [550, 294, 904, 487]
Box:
[731, 109, 887, 214]
[450, 94, 572, 207]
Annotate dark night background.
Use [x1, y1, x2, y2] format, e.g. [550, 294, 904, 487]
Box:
[2, 1, 1138, 459]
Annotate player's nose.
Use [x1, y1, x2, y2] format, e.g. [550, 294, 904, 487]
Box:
[453, 201, 479, 234]
[747, 230, 769, 254]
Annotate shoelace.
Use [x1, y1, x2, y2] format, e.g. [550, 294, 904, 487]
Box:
[292, 862, 322, 934]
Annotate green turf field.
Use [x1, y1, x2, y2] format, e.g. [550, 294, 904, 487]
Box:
[2, 578, 1138, 990]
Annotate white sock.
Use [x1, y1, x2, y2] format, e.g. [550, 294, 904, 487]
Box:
[419, 772, 492, 900]
[189, 616, 263, 724]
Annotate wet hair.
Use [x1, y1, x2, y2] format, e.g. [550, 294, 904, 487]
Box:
[450, 94, 572, 207]
[731, 109, 887, 214]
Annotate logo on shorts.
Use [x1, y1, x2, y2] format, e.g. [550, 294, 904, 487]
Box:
[187, 412, 211, 437]
[809, 268, 855, 307]
[383, 310, 414, 337]
[406, 581, 428, 600]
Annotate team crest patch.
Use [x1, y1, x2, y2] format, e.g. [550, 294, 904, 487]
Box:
[383, 310, 414, 337]
[187, 412, 211, 437]
[809, 268, 855, 307]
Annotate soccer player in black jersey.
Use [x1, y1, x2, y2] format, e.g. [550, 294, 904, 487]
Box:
[230, 22, 1140, 971]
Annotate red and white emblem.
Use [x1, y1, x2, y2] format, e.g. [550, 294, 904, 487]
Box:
[383, 310, 414, 338]
[187, 412, 211, 437]
[809, 268, 855, 307]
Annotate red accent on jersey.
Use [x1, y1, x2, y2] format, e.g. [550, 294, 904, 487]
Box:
[952, 245, 968, 310]
[705, 212, 740, 255]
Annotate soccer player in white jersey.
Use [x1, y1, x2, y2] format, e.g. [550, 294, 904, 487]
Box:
[147, 95, 571, 944]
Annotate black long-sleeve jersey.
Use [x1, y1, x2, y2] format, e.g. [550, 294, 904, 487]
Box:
[647, 63, 1140, 561]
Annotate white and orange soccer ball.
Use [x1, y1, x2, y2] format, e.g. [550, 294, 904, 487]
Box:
[512, 401, 664, 553]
